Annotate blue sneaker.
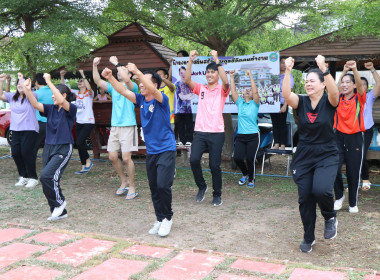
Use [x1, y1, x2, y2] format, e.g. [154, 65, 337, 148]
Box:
[247, 182, 255, 188]
[238, 176, 247, 185]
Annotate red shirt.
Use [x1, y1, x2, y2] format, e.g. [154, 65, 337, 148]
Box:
[334, 92, 366, 134]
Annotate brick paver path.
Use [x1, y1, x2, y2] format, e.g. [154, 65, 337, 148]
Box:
[0, 226, 378, 279]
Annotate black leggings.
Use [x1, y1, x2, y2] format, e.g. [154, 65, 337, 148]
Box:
[75, 123, 94, 165]
[11, 130, 38, 179]
[270, 105, 288, 146]
[233, 133, 260, 182]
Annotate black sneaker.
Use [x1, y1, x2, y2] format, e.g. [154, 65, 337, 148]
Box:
[299, 239, 315, 253]
[324, 217, 338, 239]
[212, 196, 222, 206]
[196, 186, 208, 202]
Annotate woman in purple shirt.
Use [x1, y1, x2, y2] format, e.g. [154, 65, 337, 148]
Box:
[0, 73, 39, 188]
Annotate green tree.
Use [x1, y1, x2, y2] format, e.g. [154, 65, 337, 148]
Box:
[105, 0, 329, 158]
[0, 0, 107, 76]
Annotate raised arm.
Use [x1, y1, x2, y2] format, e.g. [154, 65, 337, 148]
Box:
[44, 73, 71, 112]
[364, 62, 380, 98]
[338, 63, 350, 91]
[22, 78, 44, 112]
[162, 73, 175, 92]
[247, 70, 259, 104]
[127, 63, 163, 103]
[78, 69, 93, 95]
[229, 70, 238, 103]
[316, 55, 339, 107]
[184, 50, 197, 91]
[0, 74, 7, 102]
[60, 70, 66, 85]
[109, 56, 135, 91]
[347, 61, 364, 96]
[92, 57, 108, 91]
[101, 68, 136, 104]
[211, 50, 229, 92]
[282, 57, 299, 109]
[5, 75, 11, 93]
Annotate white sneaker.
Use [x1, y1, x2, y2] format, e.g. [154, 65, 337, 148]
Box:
[176, 142, 183, 146]
[148, 221, 162, 235]
[15, 177, 28, 187]
[349, 206, 359, 213]
[334, 195, 345, 211]
[25, 179, 39, 188]
[47, 214, 68, 221]
[185, 142, 192, 147]
[158, 218, 173, 237]
[51, 201, 67, 218]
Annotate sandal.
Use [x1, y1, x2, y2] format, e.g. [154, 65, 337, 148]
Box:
[238, 176, 247, 185]
[126, 192, 139, 200]
[247, 182, 255, 188]
[116, 187, 129, 195]
[361, 182, 371, 191]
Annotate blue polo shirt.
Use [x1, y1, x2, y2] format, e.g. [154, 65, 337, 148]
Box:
[107, 82, 138, 127]
[35, 86, 54, 122]
[135, 92, 176, 154]
[236, 97, 260, 134]
[42, 103, 77, 145]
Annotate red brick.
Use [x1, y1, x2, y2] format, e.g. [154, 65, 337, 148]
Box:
[364, 275, 380, 280]
[0, 266, 63, 280]
[25, 231, 73, 245]
[150, 251, 224, 280]
[0, 228, 31, 244]
[37, 238, 115, 267]
[217, 273, 268, 280]
[0, 243, 48, 269]
[71, 258, 148, 280]
[231, 259, 286, 275]
[122, 245, 173, 258]
[288, 268, 346, 280]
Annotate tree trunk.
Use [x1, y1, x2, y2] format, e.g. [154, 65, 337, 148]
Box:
[23, 16, 36, 77]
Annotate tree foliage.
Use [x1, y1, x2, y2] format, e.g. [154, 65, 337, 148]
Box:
[0, 0, 107, 76]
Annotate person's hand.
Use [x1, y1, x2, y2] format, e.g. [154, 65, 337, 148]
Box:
[230, 70, 236, 76]
[93, 57, 101, 66]
[210, 50, 218, 61]
[285, 57, 294, 72]
[60, 70, 67, 77]
[343, 63, 350, 72]
[126, 63, 139, 74]
[168, 57, 174, 64]
[0, 73, 6, 82]
[189, 50, 198, 62]
[346, 60, 357, 70]
[23, 78, 32, 90]
[109, 56, 118, 66]
[78, 69, 86, 78]
[101, 68, 113, 80]
[315, 55, 326, 72]
[364, 62, 374, 71]
[43, 73, 51, 83]
[17, 72, 23, 80]
[280, 104, 287, 113]
[245, 70, 252, 76]
[6, 75, 11, 82]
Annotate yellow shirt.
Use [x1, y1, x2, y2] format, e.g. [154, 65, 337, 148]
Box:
[160, 85, 175, 124]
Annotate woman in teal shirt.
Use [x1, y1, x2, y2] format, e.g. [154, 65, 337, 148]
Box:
[230, 70, 260, 188]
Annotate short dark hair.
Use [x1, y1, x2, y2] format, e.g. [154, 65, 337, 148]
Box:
[55, 84, 72, 102]
[206, 62, 219, 71]
[307, 68, 324, 83]
[156, 68, 169, 77]
[143, 71, 162, 90]
[361, 77, 369, 88]
[280, 57, 288, 61]
[34, 73, 47, 86]
[177, 50, 189, 57]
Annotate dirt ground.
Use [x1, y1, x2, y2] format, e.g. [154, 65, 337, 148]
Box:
[0, 147, 379, 271]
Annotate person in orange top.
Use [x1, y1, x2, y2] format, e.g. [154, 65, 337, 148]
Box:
[333, 60, 366, 214]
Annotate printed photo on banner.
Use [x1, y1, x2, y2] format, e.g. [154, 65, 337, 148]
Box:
[171, 51, 280, 114]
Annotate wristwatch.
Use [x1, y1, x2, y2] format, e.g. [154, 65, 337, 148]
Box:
[322, 69, 330, 76]
[115, 63, 121, 67]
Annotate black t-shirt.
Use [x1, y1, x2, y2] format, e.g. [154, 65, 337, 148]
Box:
[295, 94, 336, 145]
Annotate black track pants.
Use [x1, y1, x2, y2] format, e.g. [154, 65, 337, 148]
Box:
[334, 131, 364, 207]
[291, 143, 338, 243]
[233, 133, 260, 182]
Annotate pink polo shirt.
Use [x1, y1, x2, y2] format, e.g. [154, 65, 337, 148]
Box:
[192, 82, 230, 133]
